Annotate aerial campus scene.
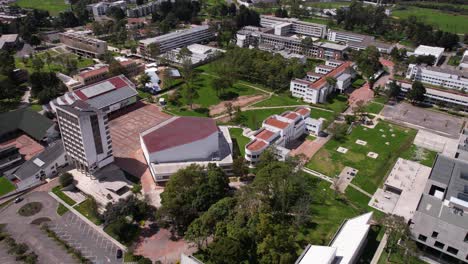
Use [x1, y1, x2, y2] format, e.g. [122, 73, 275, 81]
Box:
[0, 0, 467, 263]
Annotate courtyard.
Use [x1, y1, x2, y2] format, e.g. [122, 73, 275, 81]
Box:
[109, 102, 171, 178]
[306, 122, 417, 194]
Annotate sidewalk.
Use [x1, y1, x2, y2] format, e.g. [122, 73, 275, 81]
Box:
[370, 232, 388, 264]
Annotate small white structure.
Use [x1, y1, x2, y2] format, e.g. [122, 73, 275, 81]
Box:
[337, 147, 348, 154]
[140, 116, 233, 182]
[367, 152, 378, 159]
[413, 45, 444, 65]
[144, 67, 161, 93]
[296, 212, 373, 264]
[161, 44, 225, 66]
[459, 50, 468, 69]
[356, 139, 367, 146]
[305, 117, 323, 135]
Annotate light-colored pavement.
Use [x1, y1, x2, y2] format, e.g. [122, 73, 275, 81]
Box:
[370, 232, 388, 264]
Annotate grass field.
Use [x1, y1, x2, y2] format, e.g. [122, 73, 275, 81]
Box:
[15, 0, 70, 16]
[0, 177, 16, 196]
[364, 102, 385, 115]
[56, 203, 69, 216]
[399, 144, 437, 167]
[75, 199, 102, 225]
[307, 122, 417, 194]
[304, 1, 351, 8]
[15, 51, 95, 74]
[252, 94, 302, 107]
[392, 7, 468, 34]
[321, 93, 349, 114]
[229, 128, 250, 157]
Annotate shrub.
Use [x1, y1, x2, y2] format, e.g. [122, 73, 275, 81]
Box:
[59, 173, 74, 187]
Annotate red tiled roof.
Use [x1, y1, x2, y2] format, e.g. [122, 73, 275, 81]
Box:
[264, 117, 289, 129]
[142, 117, 218, 153]
[255, 129, 275, 141]
[246, 139, 267, 151]
[78, 66, 109, 79]
[74, 75, 130, 100]
[309, 61, 352, 90]
[119, 60, 135, 66]
[295, 107, 310, 116]
[282, 112, 299, 120]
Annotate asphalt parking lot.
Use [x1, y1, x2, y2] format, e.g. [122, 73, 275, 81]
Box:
[381, 102, 464, 138]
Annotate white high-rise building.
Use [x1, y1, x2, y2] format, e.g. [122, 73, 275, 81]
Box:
[56, 100, 114, 173]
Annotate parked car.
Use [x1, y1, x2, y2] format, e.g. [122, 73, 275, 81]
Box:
[116, 249, 123, 259]
[14, 197, 23, 203]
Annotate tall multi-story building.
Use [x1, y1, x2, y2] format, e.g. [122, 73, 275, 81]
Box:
[245, 107, 322, 165]
[260, 15, 327, 38]
[56, 100, 114, 173]
[236, 26, 347, 60]
[327, 29, 394, 54]
[139, 25, 215, 57]
[87, 1, 127, 19]
[59, 32, 108, 58]
[126, 1, 157, 18]
[410, 155, 468, 263]
[290, 61, 355, 104]
[405, 64, 468, 90]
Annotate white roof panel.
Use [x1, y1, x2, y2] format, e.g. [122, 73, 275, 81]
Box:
[81, 81, 115, 98]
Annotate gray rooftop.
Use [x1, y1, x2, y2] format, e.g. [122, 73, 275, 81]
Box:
[13, 140, 64, 180]
[140, 25, 210, 45]
[86, 85, 137, 109]
[429, 155, 468, 201]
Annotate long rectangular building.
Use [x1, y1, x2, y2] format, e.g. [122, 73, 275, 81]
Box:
[405, 64, 468, 90]
[59, 32, 107, 58]
[139, 25, 215, 57]
[236, 26, 347, 60]
[260, 15, 327, 38]
[327, 29, 394, 54]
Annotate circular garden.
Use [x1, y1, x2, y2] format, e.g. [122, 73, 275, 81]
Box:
[18, 202, 43, 217]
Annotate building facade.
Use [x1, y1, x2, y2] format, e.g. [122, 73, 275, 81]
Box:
[126, 1, 157, 18]
[290, 61, 355, 104]
[140, 116, 233, 183]
[327, 29, 394, 54]
[56, 101, 114, 174]
[406, 64, 468, 90]
[59, 32, 108, 58]
[410, 155, 468, 263]
[139, 25, 215, 57]
[260, 15, 327, 38]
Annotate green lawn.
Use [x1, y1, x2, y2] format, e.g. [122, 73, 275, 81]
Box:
[392, 7, 468, 34]
[307, 122, 417, 194]
[364, 102, 385, 115]
[75, 199, 102, 225]
[0, 177, 16, 196]
[56, 203, 69, 216]
[28, 103, 43, 112]
[252, 94, 302, 107]
[304, 1, 350, 8]
[301, 16, 332, 26]
[15, 51, 95, 74]
[229, 128, 250, 158]
[399, 144, 438, 167]
[51, 186, 76, 206]
[447, 55, 461, 66]
[320, 93, 349, 114]
[309, 108, 337, 128]
[14, 0, 70, 16]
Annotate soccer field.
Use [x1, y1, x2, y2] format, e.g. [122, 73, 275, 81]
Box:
[393, 7, 468, 34]
[15, 0, 70, 16]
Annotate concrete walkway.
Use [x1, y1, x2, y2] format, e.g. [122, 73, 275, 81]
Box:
[48, 192, 127, 250]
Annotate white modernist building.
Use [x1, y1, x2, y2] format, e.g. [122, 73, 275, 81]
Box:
[412, 45, 444, 65]
[290, 61, 355, 104]
[245, 107, 322, 165]
[296, 212, 373, 264]
[459, 50, 468, 69]
[161, 44, 225, 66]
[405, 64, 468, 90]
[50, 75, 138, 115]
[139, 25, 215, 57]
[56, 101, 114, 174]
[140, 116, 233, 182]
[327, 29, 394, 54]
[260, 15, 327, 38]
[87, 1, 126, 19]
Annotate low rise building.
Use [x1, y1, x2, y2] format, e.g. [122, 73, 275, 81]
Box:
[0, 109, 55, 143]
[50, 75, 138, 115]
[7, 140, 67, 190]
[244, 107, 322, 165]
[327, 29, 394, 54]
[139, 25, 215, 57]
[260, 15, 327, 38]
[389, 79, 468, 111]
[57, 73, 83, 90]
[59, 31, 108, 58]
[161, 44, 224, 66]
[459, 50, 468, 69]
[290, 61, 355, 104]
[412, 45, 444, 65]
[140, 116, 233, 183]
[87, 1, 126, 19]
[410, 155, 468, 263]
[0, 34, 20, 50]
[74, 66, 109, 86]
[56, 100, 114, 174]
[236, 26, 347, 60]
[126, 1, 157, 18]
[405, 64, 468, 90]
[296, 212, 373, 264]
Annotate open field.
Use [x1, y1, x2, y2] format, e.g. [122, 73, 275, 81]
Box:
[364, 102, 385, 115]
[304, 1, 351, 8]
[14, 0, 70, 16]
[307, 122, 417, 194]
[0, 177, 16, 196]
[252, 94, 302, 107]
[229, 128, 250, 157]
[392, 7, 468, 34]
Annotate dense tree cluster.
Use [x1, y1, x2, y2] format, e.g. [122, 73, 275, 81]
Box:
[351, 46, 382, 84]
[151, 0, 201, 33]
[157, 164, 231, 235]
[185, 153, 317, 263]
[216, 48, 305, 92]
[0, 51, 20, 102]
[29, 72, 66, 104]
[235, 5, 260, 28]
[335, 1, 459, 49]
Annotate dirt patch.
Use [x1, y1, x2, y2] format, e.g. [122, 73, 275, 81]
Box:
[209, 94, 267, 116]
